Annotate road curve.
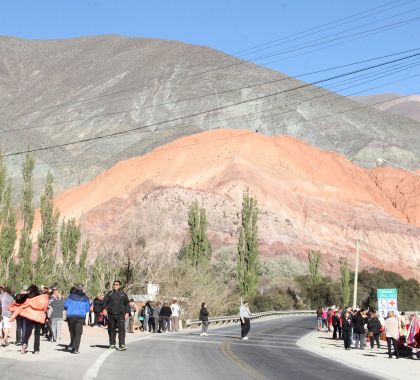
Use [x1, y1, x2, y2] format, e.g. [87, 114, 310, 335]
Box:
[95, 316, 380, 380]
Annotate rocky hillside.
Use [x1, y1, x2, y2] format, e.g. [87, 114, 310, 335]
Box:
[0, 35, 419, 195]
[33, 129, 420, 280]
[354, 93, 420, 122]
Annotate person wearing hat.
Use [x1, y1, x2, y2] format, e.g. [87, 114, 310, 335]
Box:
[64, 285, 90, 354]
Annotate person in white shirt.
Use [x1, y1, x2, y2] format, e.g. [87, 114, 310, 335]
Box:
[239, 301, 251, 340]
[170, 299, 180, 332]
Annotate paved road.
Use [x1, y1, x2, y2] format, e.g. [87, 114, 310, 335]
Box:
[0, 316, 380, 380]
[95, 316, 379, 380]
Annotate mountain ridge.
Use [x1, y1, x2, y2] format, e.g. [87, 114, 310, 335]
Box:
[0, 35, 419, 195]
[31, 129, 420, 280]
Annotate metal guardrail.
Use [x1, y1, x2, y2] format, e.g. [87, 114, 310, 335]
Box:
[185, 310, 315, 328]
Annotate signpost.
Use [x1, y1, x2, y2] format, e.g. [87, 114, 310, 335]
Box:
[377, 288, 398, 318]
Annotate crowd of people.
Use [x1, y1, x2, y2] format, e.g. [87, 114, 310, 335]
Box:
[0, 281, 254, 355]
[316, 305, 420, 359]
[0, 281, 190, 354]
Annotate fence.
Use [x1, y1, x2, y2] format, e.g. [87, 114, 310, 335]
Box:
[185, 309, 315, 329]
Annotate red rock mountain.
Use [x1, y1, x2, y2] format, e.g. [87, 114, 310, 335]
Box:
[38, 129, 420, 280]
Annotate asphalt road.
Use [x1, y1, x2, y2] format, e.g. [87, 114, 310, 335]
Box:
[95, 316, 380, 380]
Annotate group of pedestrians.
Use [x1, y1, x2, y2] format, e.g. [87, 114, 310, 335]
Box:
[317, 305, 420, 359]
[1, 281, 255, 356]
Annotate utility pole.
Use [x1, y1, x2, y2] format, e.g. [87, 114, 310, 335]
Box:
[352, 239, 361, 309]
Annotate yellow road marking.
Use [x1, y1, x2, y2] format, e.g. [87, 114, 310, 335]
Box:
[221, 341, 269, 380]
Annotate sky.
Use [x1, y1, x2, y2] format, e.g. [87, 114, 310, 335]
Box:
[0, 0, 419, 95]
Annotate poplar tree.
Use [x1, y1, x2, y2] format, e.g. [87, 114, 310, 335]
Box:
[307, 250, 323, 307]
[340, 258, 351, 306]
[0, 156, 17, 283]
[35, 172, 60, 284]
[185, 201, 211, 267]
[237, 188, 259, 298]
[60, 218, 81, 270]
[17, 153, 35, 286]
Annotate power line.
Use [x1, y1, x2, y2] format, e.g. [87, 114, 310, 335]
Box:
[2, 3, 418, 124]
[232, 0, 412, 57]
[1, 51, 419, 137]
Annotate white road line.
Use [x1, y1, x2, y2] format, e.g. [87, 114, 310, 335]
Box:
[82, 336, 150, 380]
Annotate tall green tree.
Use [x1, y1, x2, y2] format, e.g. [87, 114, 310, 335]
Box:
[184, 201, 211, 267]
[308, 251, 322, 287]
[0, 180, 17, 282]
[35, 172, 60, 284]
[237, 188, 259, 298]
[60, 218, 81, 270]
[340, 258, 351, 307]
[17, 153, 35, 286]
[306, 251, 324, 308]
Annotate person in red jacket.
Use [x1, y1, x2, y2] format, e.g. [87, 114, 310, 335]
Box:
[9, 285, 49, 354]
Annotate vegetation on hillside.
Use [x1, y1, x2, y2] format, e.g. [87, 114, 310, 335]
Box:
[0, 158, 419, 318]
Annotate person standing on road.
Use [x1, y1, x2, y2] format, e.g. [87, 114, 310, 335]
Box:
[103, 280, 130, 351]
[127, 299, 137, 333]
[352, 310, 366, 349]
[49, 289, 65, 343]
[159, 302, 172, 332]
[199, 302, 209, 336]
[8, 285, 49, 355]
[170, 299, 180, 332]
[92, 293, 104, 327]
[64, 285, 90, 354]
[240, 301, 251, 340]
[154, 301, 162, 333]
[341, 311, 352, 350]
[385, 311, 400, 359]
[0, 286, 14, 347]
[367, 311, 382, 350]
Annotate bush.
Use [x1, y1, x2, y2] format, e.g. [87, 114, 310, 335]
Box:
[252, 287, 295, 312]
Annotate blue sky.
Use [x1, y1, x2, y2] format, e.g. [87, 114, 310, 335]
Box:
[1, 0, 419, 95]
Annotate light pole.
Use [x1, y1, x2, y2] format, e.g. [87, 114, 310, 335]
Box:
[353, 239, 360, 309]
[321, 212, 362, 308]
[376, 158, 420, 177]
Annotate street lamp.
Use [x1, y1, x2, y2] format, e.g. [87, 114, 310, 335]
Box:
[376, 158, 420, 177]
[353, 239, 360, 309]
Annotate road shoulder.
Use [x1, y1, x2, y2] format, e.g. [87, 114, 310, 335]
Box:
[297, 330, 419, 380]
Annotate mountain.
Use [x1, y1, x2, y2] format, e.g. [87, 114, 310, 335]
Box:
[0, 35, 419, 195]
[353, 93, 420, 122]
[33, 129, 420, 280]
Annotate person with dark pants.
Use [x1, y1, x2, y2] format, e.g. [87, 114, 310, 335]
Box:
[159, 302, 172, 332]
[239, 301, 251, 340]
[92, 294, 104, 327]
[64, 285, 90, 354]
[385, 311, 400, 359]
[22, 318, 42, 352]
[342, 311, 352, 350]
[199, 302, 209, 336]
[8, 285, 49, 355]
[332, 311, 340, 339]
[103, 280, 130, 351]
[14, 285, 29, 345]
[367, 311, 382, 350]
[15, 316, 24, 345]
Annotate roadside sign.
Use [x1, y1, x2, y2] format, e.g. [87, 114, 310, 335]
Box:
[377, 288, 398, 318]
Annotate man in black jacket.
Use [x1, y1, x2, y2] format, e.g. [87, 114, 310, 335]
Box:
[102, 280, 130, 351]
